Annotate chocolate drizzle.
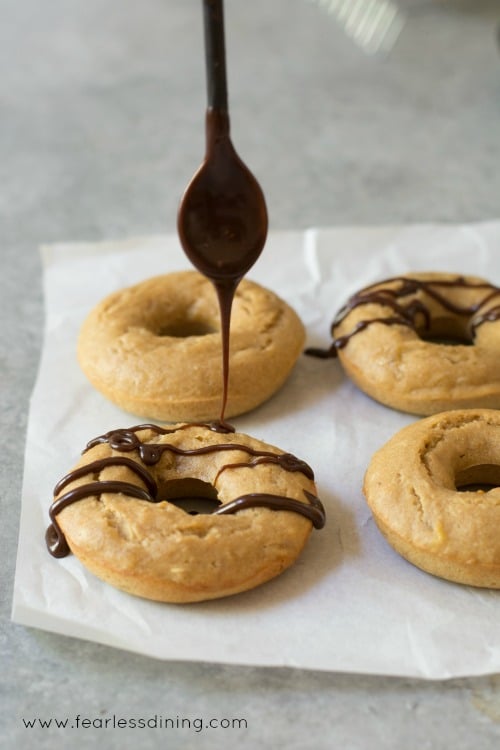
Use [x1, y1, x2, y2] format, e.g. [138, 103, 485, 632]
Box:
[306, 275, 500, 359]
[214, 490, 324, 527]
[46, 423, 325, 558]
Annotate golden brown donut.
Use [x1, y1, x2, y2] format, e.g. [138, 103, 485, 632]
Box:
[320, 272, 500, 415]
[363, 409, 500, 588]
[77, 271, 305, 422]
[46, 422, 325, 603]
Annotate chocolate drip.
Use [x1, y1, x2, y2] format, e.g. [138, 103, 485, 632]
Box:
[46, 423, 324, 557]
[306, 275, 500, 358]
[85, 421, 234, 454]
[84, 426, 315, 474]
[214, 490, 325, 529]
[213, 452, 314, 484]
[47, 456, 159, 558]
[54, 456, 158, 496]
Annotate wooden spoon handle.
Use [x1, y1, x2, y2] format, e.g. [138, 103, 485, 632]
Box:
[202, 0, 228, 112]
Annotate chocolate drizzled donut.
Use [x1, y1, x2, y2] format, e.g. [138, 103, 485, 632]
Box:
[46, 423, 325, 601]
[306, 272, 500, 416]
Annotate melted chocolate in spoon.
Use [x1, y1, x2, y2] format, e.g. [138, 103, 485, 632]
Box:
[177, 0, 268, 427]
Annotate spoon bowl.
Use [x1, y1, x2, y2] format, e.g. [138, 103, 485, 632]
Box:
[178, 109, 268, 282]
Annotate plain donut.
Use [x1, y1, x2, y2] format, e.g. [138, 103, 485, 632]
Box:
[77, 271, 305, 422]
[363, 409, 500, 588]
[323, 272, 500, 415]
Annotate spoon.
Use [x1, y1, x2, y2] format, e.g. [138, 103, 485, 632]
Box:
[177, 0, 268, 426]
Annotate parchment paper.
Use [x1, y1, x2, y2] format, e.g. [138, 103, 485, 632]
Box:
[12, 222, 500, 679]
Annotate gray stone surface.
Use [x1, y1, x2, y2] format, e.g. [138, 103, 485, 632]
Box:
[2, 0, 500, 747]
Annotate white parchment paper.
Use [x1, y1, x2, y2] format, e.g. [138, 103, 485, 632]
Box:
[12, 222, 500, 679]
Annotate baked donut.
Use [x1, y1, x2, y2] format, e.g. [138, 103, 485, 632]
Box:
[363, 409, 500, 588]
[46, 422, 325, 602]
[309, 272, 500, 415]
[77, 271, 305, 422]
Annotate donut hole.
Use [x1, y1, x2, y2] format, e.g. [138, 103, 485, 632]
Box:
[455, 463, 500, 492]
[416, 315, 474, 346]
[156, 319, 217, 338]
[159, 477, 221, 515]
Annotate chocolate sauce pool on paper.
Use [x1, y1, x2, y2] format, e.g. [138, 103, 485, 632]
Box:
[177, 1, 268, 426]
[46, 424, 325, 558]
[306, 275, 500, 359]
